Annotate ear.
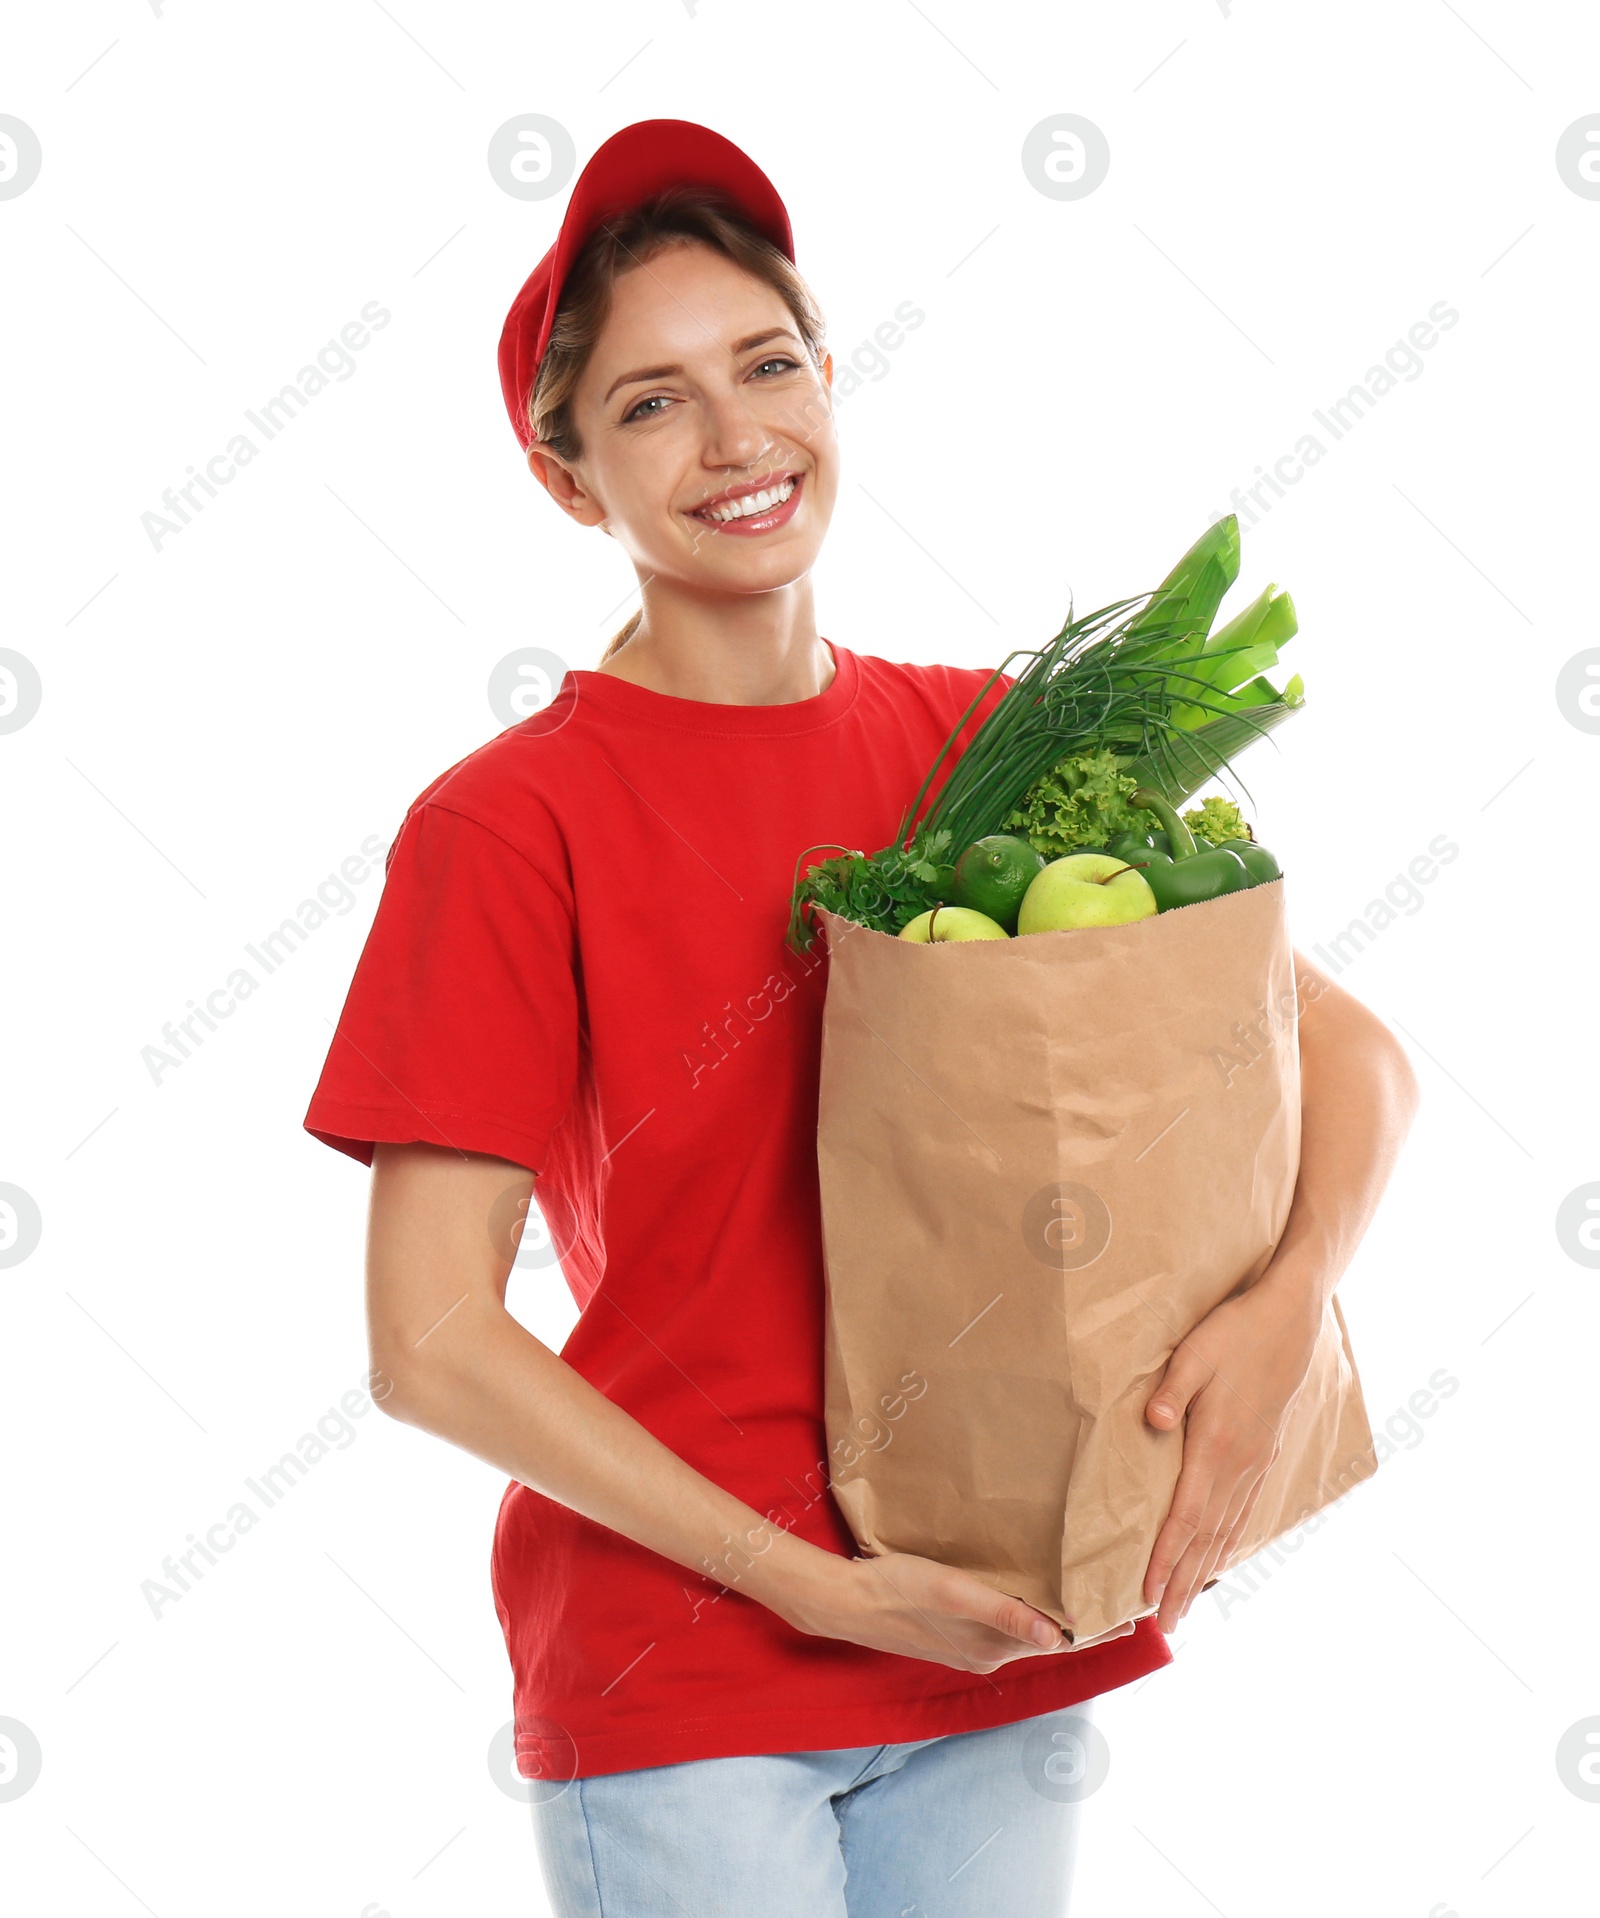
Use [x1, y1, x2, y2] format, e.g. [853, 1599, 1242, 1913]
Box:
[525, 442, 608, 529]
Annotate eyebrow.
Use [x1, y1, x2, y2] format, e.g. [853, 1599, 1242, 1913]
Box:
[602, 329, 802, 406]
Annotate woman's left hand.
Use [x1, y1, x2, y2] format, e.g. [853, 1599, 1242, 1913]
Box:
[1141, 1280, 1320, 1633]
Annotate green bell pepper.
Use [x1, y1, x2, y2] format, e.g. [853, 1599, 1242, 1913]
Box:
[1219, 837, 1282, 883]
[1105, 827, 1173, 872]
[1106, 826, 1171, 858]
[1128, 789, 1251, 910]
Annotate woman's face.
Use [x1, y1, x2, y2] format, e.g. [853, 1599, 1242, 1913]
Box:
[532, 241, 838, 600]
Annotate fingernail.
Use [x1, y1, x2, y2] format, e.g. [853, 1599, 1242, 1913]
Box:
[1031, 1620, 1058, 1646]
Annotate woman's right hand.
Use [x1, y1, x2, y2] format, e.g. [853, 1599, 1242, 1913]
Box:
[774, 1548, 1074, 1673]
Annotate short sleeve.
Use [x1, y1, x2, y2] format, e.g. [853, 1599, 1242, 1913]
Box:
[303, 801, 579, 1173]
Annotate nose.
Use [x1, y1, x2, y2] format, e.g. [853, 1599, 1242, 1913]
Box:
[697, 375, 782, 475]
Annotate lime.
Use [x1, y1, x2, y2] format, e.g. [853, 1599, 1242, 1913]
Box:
[949, 834, 1048, 932]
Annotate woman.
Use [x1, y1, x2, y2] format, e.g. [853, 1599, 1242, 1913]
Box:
[304, 119, 1418, 1916]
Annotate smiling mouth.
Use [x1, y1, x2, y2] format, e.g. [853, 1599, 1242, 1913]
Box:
[690, 474, 800, 525]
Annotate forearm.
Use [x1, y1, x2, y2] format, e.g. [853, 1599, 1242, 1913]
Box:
[356, 1150, 1064, 1672]
[1253, 949, 1421, 1333]
[378, 1300, 829, 1622]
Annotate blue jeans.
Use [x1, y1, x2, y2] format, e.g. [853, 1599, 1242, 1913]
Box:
[529, 1702, 1098, 1917]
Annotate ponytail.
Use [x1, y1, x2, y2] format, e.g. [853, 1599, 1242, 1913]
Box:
[597, 609, 642, 666]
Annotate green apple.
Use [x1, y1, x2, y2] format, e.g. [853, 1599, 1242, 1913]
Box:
[1016, 853, 1157, 934]
[898, 905, 1010, 943]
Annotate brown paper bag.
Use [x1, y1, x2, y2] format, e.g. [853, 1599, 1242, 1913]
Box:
[815, 881, 1378, 1646]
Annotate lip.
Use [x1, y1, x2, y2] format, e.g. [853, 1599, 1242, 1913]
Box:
[687, 471, 804, 537]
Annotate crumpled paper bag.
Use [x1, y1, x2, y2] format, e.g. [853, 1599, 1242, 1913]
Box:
[815, 882, 1378, 1646]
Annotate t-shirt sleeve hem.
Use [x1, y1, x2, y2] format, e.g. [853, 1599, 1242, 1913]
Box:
[302, 1100, 553, 1176]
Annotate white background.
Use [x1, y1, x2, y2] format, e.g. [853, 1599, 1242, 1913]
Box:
[3, 3, 1597, 1914]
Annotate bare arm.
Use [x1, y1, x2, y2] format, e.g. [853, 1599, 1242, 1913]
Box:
[1141, 948, 1421, 1628]
[1241, 947, 1422, 1333]
[365, 1141, 1075, 1671]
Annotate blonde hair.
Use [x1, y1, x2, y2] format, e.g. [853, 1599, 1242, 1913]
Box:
[525, 187, 828, 664]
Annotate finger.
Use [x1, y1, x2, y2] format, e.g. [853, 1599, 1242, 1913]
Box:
[1172, 1449, 1276, 1624]
[945, 1571, 1072, 1650]
[987, 1594, 1070, 1650]
[1196, 1492, 1254, 1602]
[1145, 1339, 1215, 1431]
[857, 1558, 1016, 1672]
[1156, 1456, 1251, 1631]
[1195, 1474, 1271, 1611]
[1143, 1437, 1221, 1608]
[1178, 1470, 1264, 1620]
[1218, 1470, 1268, 1569]
[1157, 1499, 1233, 1632]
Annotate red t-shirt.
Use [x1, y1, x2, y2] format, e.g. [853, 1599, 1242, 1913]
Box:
[303, 642, 1172, 1780]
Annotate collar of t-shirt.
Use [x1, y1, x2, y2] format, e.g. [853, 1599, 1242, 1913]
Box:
[560, 640, 860, 737]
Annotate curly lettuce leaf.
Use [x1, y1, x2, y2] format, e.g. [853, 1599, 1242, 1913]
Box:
[1182, 795, 1252, 845]
[998, 749, 1147, 861]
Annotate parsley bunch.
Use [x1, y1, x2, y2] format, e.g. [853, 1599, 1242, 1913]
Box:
[786, 830, 955, 951]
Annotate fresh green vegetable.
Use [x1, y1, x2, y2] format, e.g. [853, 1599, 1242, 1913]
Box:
[1127, 847, 1174, 871]
[786, 833, 956, 941]
[887, 520, 1273, 868]
[1128, 788, 1252, 910]
[948, 834, 1047, 933]
[1120, 684, 1304, 809]
[1132, 791, 1196, 860]
[892, 617, 1220, 867]
[1121, 517, 1241, 657]
[1183, 796, 1251, 846]
[997, 749, 1149, 860]
[1219, 838, 1282, 884]
[786, 514, 1306, 952]
[1169, 583, 1298, 728]
[1176, 797, 1282, 883]
[1122, 573, 1305, 805]
[1104, 827, 1172, 872]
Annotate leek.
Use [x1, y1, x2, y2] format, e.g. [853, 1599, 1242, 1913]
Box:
[1122, 515, 1241, 657]
[1126, 687, 1305, 807]
[1169, 582, 1298, 727]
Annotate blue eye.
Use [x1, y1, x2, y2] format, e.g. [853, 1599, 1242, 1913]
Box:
[623, 394, 669, 423]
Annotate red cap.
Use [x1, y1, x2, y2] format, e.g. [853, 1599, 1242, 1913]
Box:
[497, 118, 795, 452]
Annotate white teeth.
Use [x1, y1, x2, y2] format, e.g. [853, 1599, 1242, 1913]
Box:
[702, 476, 796, 522]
